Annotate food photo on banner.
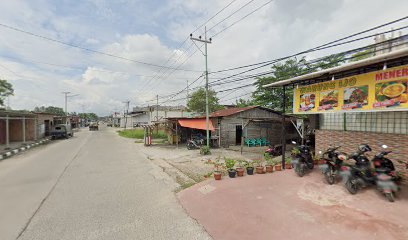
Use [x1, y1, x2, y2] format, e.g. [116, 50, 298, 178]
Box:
[293, 64, 408, 114]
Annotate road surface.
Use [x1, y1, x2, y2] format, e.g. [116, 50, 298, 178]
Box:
[0, 125, 210, 240]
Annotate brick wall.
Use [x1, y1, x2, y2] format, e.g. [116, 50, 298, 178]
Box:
[316, 129, 408, 181]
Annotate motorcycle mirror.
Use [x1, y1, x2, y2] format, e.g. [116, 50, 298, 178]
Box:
[381, 144, 388, 149]
[291, 141, 297, 144]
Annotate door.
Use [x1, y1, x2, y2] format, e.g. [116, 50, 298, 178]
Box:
[236, 125, 242, 145]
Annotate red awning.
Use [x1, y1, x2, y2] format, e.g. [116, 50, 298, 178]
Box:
[178, 119, 215, 131]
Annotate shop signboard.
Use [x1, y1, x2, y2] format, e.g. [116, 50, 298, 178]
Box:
[293, 64, 408, 114]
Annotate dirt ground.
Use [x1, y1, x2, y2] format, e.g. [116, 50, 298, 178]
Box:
[136, 142, 288, 191]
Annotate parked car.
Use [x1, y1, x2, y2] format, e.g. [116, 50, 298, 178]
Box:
[89, 122, 99, 131]
[51, 124, 73, 139]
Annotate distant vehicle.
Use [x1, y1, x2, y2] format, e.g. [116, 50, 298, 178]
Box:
[89, 122, 99, 131]
[107, 122, 113, 127]
[51, 124, 73, 139]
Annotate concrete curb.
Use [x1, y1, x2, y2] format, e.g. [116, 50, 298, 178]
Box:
[0, 138, 51, 161]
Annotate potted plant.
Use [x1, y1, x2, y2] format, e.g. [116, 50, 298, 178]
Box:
[205, 159, 225, 180]
[253, 159, 264, 174]
[264, 153, 275, 173]
[285, 157, 292, 169]
[225, 158, 237, 178]
[274, 159, 282, 171]
[236, 159, 246, 177]
[244, 160, 254, 175]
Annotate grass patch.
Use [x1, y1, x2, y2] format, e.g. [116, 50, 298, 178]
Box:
[118, 129, 167, 139]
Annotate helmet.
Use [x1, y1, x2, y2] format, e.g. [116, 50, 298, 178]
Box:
[358, 144, 372, 153]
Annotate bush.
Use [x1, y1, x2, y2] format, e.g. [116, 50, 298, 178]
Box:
[200, 146, 211, 155]
[224, 158, 236, 170]
[118, 129, 167, 139]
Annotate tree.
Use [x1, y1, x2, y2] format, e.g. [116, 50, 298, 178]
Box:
[235, 98, 254, 107]
[0, 79, 14, 107]
[350, 49, 374, 62]
[78, 113, 98, 120]
[252, 58, 308, 112]
[34, 106, 65, 115]
[252, 55, 345, 113]
[187, 88, 222, 113]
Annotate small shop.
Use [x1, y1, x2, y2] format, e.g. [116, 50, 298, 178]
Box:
[264, 48, 408, 177]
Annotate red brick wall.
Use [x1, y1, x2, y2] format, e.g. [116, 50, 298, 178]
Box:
[316, 130, 408, 181]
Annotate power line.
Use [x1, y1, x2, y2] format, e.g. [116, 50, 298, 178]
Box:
[211, 16, 408, 73]
[207, 0, 256, 33]
[0, 22, 203, 72]
[211, 0, 274, 38]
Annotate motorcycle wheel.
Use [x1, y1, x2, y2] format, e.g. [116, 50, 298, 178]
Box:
[385, 192, 395, 202]
[187, 143, 193, 150]
[345, 179, 358, 194]
[324, 170, 335, 185]
[295, 164, 305, 177]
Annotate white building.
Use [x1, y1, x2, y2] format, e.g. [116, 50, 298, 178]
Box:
[119, 106, 196, 128]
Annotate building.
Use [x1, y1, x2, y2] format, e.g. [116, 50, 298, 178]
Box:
[119, 105, 194, 128]
[167, 106, 298, 147]
[264, 47, 408, 176]
[0, 110, 38, 148]
[34, 112, 55, 137]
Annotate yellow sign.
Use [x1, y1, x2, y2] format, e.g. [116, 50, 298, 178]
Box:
[293, 64, 408, 114]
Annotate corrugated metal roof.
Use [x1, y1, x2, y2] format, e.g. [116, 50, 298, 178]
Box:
[209, 106, 257, 117]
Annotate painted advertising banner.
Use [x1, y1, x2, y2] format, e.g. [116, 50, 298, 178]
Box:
[293, 64, 408, 114]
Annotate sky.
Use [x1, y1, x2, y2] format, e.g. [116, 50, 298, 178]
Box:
[0, 0, 407, 116]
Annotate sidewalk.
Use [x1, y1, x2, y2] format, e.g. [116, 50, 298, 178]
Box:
[178, 170, 408, 240]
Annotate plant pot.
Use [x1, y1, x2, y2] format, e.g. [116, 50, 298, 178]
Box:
[228, 169, 237, 178]
[275, 165, 282, 171]
[319, 159, 326, 165]
[246, 167, 254, 175]
[265, 165, 274, 173]
[285, 163, 292, 169]
[214, 172, 222, 180]
[256, 166, 264, 174]
[236, 167, 245, 177]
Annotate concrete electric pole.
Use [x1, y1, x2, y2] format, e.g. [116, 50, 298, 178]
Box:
[62, 92, 79, 124]
[123, 100, 130, 129]
[190, 26, 212, 147]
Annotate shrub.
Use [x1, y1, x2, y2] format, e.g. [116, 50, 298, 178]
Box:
[200, 146, 211, 155]
[224, 157, 236, 170]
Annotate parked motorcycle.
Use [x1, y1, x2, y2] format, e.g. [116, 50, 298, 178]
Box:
[341, 144, 399, 202]
[265, 144, 282, 157]
[319, 146, 348, 185]
[292, 140, 314, 177]
[186, 136, 205, 150]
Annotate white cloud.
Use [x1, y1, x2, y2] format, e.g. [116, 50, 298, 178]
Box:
[1, 0, 408, 115]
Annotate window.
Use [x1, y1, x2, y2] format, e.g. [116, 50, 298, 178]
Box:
[319, 111, 408, 134]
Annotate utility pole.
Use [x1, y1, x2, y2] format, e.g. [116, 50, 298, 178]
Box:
[156, 94, 159, 134]
[62, 92, 79, 124]
[123, 100, 130, 129]
[190, 26, 212, 147]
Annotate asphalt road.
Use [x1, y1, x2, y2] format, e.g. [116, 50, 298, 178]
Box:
[0, 125, 210, 240]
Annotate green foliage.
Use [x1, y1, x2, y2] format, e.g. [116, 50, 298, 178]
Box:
[224, 157, 236, 169]
[264, 153, 275, 166]
[350, 49, 374, 62]
[253, 158, 264, 167]
[291, 147, 300, 155]
[236, 159, 246, 168]
[285, 157, 292, 164]
[34, 106, 65, 115]
[0, 79, 14, 107]
[78, 112, 98, 120]
[200, 145, 211, 155]
[243, 160, 254, 168]
[118, 129, 167, 139]
[235, 98, 254, 107]
[252, 55, 345, 113]
[187, 87, 222, 113]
